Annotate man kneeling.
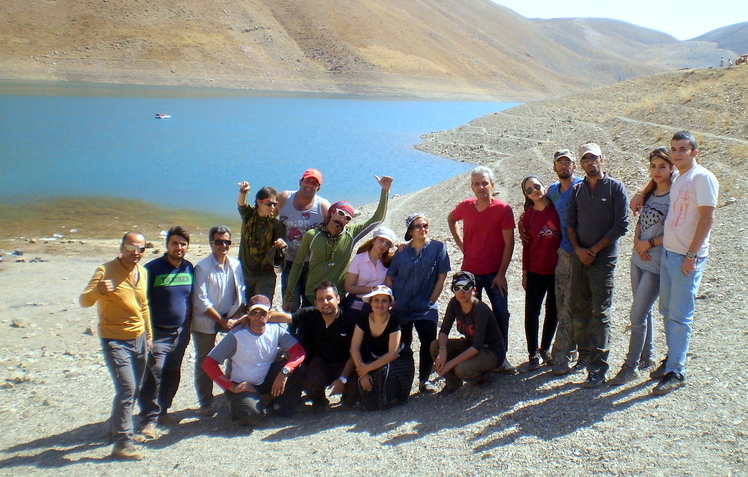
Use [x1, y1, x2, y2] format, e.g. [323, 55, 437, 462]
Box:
[202, 295, 305, 425]
[431, 271, 506, 395]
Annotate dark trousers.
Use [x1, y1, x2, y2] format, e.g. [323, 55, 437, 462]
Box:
[401, 319, 437, 383]
[474, 272, 511, 351]
[524, 272, 558, 356]
[281, 260, 309, 311]
[301, 356, 356, 405]
[224, 360, 305, 423]
[138, 324, 191, 422]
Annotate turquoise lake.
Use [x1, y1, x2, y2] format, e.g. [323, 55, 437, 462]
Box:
[0, 81, 518, 215]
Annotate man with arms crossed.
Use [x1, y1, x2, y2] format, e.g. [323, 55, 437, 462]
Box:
[191, 226, 245, 417]
[567, 143, 629, 388]
[80, 232, 152, 460]
[448, 166, 516, 373]
[138, 226, 194, 437]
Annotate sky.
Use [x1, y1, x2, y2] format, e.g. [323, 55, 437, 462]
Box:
[493, 1, 747, 41]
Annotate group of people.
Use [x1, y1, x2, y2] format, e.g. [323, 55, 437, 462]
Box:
[80, 130, 718, 460]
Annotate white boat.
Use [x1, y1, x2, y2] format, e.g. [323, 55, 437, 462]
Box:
[155, 113, 171, 119]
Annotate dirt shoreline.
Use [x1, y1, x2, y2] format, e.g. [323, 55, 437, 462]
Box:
[1, 68, 747, 475]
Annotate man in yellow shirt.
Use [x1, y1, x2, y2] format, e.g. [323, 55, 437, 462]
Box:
[80, 232, 152, 460]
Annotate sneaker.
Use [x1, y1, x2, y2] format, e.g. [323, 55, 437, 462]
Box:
[581, 371, 606, 388]
[539, 349, 553, 366]
[438, 384, 461, 396]
[157, 412, 181, 426]
[649, 359, 668, 380]
[419, 380, 439, 393]
[495, 359, 518, 375]
[111, 442, 144, 460]
[528, 355, 541, 371]
[570, 359, 589, 374]
[652, 372, 686, 395]
[637, 357, 656, 371]
[609, 366, 640, 385]
[140, 422, 157, 440]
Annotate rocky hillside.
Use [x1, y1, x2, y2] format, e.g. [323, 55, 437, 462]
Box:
[0, 0, 737, 99]
[693, 21, 748, 56]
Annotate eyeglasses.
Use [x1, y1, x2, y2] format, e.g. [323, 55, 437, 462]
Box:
[260, 200, 278, 207]
[249, 309, 268, 317]
[334, 209, 352, 222]
[212, 239, 232, 247]
[524, 183, 542, 195]
[413, 223, 429, 230]
[452, 284, 473, 292]
[581, 155, 600, 164]
[122, 244, 146, 253]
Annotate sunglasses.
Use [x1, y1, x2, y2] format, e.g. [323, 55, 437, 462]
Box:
[249, 309, 268, 317]
[122, 244, 146, 253]
[581, 154, 600, 164]
[524, 183, 542, 195]
[260, 200, 278, 207]
[452, 284, 474, 292]
[334, 209, 352, 222]
[212, 239, 232, 247]
[413, 223, 429, 230]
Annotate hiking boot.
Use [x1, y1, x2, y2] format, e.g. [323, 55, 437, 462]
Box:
[570, 359, 589, 374]
[609, 366, 640, 386]
[581, 371, 606, 388]
[528, 355, 541, 371]
[649, 359, 668, 380]
[539, 349, 553, 366]
[637, 357, 656, 371]
[140, 422, 157, 440]
[652, 372, 686, 395]
[551, 363, 571, 376]
[157, 412, 181, 426]
[111, 442, 144, 460]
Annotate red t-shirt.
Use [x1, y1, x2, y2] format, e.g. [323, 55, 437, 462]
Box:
[521, 204, 561, 275]
[451, 197, 515, 275]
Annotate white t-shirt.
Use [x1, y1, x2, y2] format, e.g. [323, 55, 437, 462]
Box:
[663, 164, 719, 257]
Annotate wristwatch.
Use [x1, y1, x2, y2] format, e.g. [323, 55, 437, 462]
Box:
[685, 251, 697, 260]
[281, 367, 291, 376]
[338, 376, 348, 384]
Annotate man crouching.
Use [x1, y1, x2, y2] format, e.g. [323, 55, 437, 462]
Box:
[202, 295, 305, 425]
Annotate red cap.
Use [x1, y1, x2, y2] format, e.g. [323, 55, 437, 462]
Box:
[301, 169, 323, 185]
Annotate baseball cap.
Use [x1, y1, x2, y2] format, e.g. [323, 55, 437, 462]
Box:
[248, 295, 271, 312]
[301, 169, 323, 185]
[451, 271, 476, 290]
[554, 149, 574, 162]
[361, 285, 395, 303]
[578, 143, 602, 158]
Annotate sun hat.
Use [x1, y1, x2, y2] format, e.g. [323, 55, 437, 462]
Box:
[361, 285, 394, 303]
[404, 212, 427, 241]
[372, 226, 396, 245]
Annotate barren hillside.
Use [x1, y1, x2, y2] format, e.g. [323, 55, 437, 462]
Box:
[0, 0, 736, 99]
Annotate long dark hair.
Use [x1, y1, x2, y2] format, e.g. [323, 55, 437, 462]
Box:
[520, 175, 543, 211]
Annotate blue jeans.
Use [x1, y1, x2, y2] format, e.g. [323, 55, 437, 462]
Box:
[138, 324, 191, 422]
[101, 334, 146, 444]
[623, 262, 659, 369]
[659, 250, 707, 376]
[474, 273, 510, 351]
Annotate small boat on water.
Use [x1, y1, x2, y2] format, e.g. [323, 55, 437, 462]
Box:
[155, 113, 171, 119]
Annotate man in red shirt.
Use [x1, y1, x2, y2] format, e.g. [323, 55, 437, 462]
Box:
[448, 166, 516, 373]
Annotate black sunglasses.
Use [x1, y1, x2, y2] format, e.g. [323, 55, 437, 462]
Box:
[212, 239, 232, 246]
[524, 183, 542, 195]
[122, 244, 146, 253]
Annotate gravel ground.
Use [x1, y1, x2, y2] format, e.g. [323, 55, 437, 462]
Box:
[1, 67, 747, 475]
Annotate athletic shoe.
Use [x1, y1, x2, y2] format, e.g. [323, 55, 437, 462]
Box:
[539, 349, 553, 366]
[652, 372, 686, 395]
[157, 412, 181, 425]
[570, 359, 589, 374]
[551, 363, 571, 376]
[581, 371, 606, 388]
[649, 359, 668, 380]
[495, 359, 518, 375]
[528, 355, 541, 371]
[419, 380, 439, 393]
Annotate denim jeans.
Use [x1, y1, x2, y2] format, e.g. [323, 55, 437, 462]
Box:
[659, 250, 707, 376]
[281, 260, 309, 311]
[569, 254, 617, 375]
[551, 249, 576, 366]
[524, 272, 557, 356]
[101, 334, 146, 444]
[474, 272, 510, 351]
[400, 313, 438, 383]
[192, 331, 218, 407]
[623, 262, 659, 369]
[138, 324, 190, 422]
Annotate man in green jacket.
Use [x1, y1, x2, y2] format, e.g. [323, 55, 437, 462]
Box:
[282, 175, 392, 310]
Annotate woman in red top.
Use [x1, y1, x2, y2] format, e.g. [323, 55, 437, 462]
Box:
[520, 175, 562, 370]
